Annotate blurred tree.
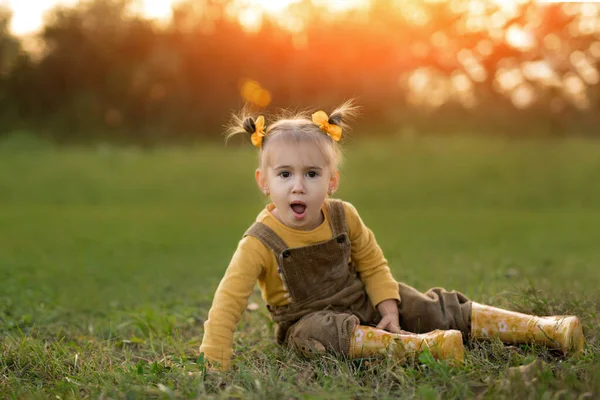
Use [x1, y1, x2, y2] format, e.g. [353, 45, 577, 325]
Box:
[0, 7, 28, 132]
[0, 7, 20, 77]
[0, 0, 598, 141]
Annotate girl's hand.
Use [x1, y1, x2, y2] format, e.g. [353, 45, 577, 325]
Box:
[376, 314, 402, 333]
[376, 299, 402, 334]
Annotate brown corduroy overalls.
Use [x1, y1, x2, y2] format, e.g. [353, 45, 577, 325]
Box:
[244, 199, 472, 358]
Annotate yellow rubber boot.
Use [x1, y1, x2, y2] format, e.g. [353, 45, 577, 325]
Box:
[471, 303, 585, 353]
[349, 326, 465, 363]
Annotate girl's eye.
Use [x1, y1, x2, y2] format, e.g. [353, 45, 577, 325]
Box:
[307, 171, 319, 178]
[279, 171, 291, 178]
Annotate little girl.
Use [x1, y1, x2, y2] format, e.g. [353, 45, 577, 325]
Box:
[200, 101, 584, 370]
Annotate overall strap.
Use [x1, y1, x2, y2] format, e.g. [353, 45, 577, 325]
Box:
[326, 199, 347, 237]
[244, 222, 288, 255]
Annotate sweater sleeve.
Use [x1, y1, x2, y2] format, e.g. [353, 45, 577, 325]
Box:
[344, 202, 400, 307]
[199, 235, 267, 370]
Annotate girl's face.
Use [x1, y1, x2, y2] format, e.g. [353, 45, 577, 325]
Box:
[256, 140, 339, 231]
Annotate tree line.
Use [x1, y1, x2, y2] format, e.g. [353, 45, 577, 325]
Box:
[0, 0, 598, 143]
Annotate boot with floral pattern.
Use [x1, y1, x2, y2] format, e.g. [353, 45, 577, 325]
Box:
[471, 303, 584, 353]
[349, 326, 465, 363]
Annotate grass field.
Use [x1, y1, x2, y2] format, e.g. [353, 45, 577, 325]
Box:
[1, 133, 599, 399]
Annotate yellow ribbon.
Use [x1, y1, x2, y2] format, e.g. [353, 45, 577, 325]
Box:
[251, 115, 266, 148]
[311, 111, 342, 142]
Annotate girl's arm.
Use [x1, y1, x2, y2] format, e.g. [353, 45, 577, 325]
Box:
[344, 202, 400, 308]
[199, 235, 266, 370]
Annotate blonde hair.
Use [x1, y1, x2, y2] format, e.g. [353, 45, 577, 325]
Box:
[225, 99, 360, 172]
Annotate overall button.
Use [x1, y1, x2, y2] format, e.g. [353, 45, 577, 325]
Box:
[337, 235, 345, 243]
[282, 250, 291, 258]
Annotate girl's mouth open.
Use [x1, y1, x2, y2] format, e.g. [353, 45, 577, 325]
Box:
[290, 202, 307, 220]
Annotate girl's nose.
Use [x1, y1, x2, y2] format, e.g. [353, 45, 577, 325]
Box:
[291, 178, 305, 194]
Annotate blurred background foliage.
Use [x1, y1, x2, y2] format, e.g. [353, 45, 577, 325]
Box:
[0, 0, 599, 144]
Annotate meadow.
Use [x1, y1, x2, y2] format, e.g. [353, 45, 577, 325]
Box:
[1, 133, 599, 399]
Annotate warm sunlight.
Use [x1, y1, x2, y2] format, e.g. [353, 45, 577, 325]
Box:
[5, 0, 599, 108]
[6, 0, 375, 35]
[6, 0, 76, 35]
[7, 0, 600, 37]
[229, 0, 372, 32]
[5, 0, 178, 35]
[234, 0, 370, 14]
[240, 0, 302, 14]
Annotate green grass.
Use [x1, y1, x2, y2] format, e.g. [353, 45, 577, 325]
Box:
[1, 133, 599, 398]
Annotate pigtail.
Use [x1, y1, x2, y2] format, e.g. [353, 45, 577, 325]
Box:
[242, 117, 257, 135]
[327, 99, 361, 132]
[224, 106, 260, 143]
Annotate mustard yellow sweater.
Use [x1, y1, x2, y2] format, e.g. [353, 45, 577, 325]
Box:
[200, 200, 400, 368]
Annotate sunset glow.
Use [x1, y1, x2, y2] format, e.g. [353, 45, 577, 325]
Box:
[4, 0, 599, 111]
[6, 0, 178, 35]
[6, 0, 77, 35]
[6, 0, 374, 35]
[228, 0, 371, 32]
[239, 0, 302, 14]
[7, 0, 599, 36]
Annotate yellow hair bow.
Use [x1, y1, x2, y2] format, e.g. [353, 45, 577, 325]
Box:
[312, 111, 342, 142]
[251, 115, 266, 148]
